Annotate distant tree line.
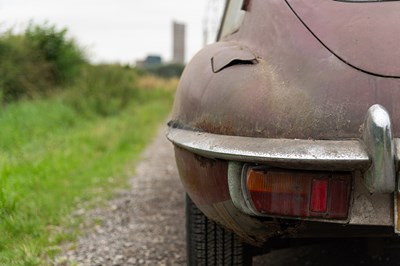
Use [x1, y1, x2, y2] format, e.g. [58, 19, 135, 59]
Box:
[0, 22, 181, 110]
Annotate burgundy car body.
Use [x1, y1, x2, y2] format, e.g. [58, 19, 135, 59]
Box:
[168, 0, 400, 246]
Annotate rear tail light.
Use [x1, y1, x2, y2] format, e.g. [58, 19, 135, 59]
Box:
[245, 166, 351, 219]
[310, 179, 328, 212]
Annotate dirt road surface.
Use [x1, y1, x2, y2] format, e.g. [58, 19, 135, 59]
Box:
[57, 125, 185, 265]
[57, 124, 400, 265]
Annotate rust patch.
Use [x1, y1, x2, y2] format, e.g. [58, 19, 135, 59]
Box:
[194, 154, 216, 168]
[198, 200, 279, 246]
[195, 117, 236, 136]
[174, 147, 230, 205]
[278, 219, 306, 238]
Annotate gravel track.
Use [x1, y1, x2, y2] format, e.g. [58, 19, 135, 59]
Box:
[56, 125, 185, 265]
[56, 123, 400, 266]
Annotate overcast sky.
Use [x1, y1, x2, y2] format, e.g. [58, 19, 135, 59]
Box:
[0, 0, 225, 64]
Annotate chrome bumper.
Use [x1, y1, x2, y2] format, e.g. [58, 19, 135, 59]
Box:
[167, 105, 400, 230]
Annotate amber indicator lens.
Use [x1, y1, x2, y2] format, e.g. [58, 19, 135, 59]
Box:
[246, 168, 351, 219]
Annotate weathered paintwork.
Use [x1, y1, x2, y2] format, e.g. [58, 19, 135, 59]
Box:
[287, 0, 400, 77]
[174, 147, 396, 245]
[169, 0, 400, 242]
[171, 0, 400, 140]
[174, 147, 230, 205]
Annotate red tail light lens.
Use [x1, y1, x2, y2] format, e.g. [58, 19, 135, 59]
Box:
[311, 179, 328, 213]
[245, 167, 351, 219]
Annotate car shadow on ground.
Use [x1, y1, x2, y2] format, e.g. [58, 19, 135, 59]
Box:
[254, 239, 400, 266]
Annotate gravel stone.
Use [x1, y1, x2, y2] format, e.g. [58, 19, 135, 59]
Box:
[54, 123, 400, 266]
[56, 125, 185, 265]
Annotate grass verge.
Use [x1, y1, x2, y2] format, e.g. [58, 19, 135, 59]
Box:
[0, 88, 175, 265]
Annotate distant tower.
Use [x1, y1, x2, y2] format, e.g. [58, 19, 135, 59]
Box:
[173, 21, 186, 64]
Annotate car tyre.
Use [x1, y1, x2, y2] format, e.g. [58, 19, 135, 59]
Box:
[186, 195, 253, 266]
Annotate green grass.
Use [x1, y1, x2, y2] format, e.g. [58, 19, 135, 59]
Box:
[0, 88, 174, 265]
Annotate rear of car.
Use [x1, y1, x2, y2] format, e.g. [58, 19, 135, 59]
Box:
[167, 0, 400, 264]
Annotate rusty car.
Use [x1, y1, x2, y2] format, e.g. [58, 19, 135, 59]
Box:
[167, 0, 400, 264]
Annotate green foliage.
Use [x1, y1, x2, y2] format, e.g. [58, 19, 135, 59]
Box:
[0, 21, 177, 264]
[65, 64, 140, 116]
[0, 23, 85, 103]
[0, 33, 54, 102]
[0, 88, 175, 265]
[146, 63, 185, 78]
[25, 22, 86, 85]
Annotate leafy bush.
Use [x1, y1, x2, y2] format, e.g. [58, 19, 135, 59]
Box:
[0, 33, 54, 102]
[145, 63, 185, 78]
[25, 22, 86, 85]
[0, 23, 86, 103]
[65, 64, 139, 116]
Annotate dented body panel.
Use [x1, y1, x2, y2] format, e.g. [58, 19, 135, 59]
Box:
[171, 0, 400, 140]
[168, 0, 400, 245]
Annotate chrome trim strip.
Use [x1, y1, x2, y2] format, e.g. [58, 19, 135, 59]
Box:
[395, 139, 400, 171]
[168, 104, 400, 231]
[167, 128, 370, 171]
[227, 162, 256, 215]
[362, 104, 396, 193]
